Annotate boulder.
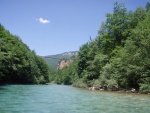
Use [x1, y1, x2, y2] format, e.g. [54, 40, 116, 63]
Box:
[131, 88, 136, 93]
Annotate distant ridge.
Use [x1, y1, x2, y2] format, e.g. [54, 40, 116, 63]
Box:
[44, 51, 78, 58]
[43, 51, 78, 73]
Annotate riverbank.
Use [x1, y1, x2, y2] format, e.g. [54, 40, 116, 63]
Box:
[72, 85, 150, 95]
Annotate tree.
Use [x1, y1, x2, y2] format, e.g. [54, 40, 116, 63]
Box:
[145, 2, 150, 11]
[77, 43, 90, 77]
[54, 2, 150, 93]
[0, 24, 51, 84]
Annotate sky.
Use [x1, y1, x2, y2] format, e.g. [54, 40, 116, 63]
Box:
[0, 0, 149, 56]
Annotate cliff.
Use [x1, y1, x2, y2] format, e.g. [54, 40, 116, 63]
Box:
[43, 51, 78, 72]
[57, 59, 74, 70]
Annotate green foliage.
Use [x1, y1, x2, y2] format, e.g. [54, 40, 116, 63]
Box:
[54, 2, 150, 93]
[140, 84, 150, 93]
[0, 25, 51, 84]
[145, 2, 150, 11]
[93, 79, 101, 88]
[107, 79, 118, 91]
[54, 58, 78, 85]
[77, 43, 90, 77]
[73, 79, 88, 88]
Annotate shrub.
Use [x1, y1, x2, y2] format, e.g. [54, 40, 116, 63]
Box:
[107, 79, 118, 91]
[73, 79, 87, 88]
[139, 84, 150, 93]
[93, 79, 101, 87]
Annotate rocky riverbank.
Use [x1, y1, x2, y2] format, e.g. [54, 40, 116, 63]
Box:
[74, 85, 150, 95]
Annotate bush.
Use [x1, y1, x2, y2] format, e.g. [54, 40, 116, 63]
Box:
[107, 79, 118, 91]
[93, 79, 101, 87]
[73, 79, 87, 88]
[139, 84, 150, 93]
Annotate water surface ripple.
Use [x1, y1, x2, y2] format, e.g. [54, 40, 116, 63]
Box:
[0, 84, 150, 113]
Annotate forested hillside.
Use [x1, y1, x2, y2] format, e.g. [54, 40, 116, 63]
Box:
[55, 2, 150, 93]
[0, 25, 51, 84]
[44, 51, 77, 73]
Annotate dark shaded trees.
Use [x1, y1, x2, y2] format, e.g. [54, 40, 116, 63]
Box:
[0, 25, 51, 84]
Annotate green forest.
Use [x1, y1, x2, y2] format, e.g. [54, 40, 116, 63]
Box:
[54, 2, 150, 93]
[0, 2, 150, 93]
[0, 25, 51, 84]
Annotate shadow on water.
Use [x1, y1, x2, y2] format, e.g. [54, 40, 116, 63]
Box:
[0, 87, 7, 90]
[0, 85, 9, 90]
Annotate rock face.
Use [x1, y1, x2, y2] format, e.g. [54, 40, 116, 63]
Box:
[57, 59, 74, 70]
[57, 51, 78, 70]
[43, 51, 78, 72]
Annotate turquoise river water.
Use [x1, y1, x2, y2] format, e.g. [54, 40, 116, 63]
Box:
[0, 84, 150, 113]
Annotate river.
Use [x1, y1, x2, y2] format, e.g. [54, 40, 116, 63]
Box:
[0, 84, 150, 113]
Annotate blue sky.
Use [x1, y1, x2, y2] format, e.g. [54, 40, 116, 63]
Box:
[0, 0, 149, 56]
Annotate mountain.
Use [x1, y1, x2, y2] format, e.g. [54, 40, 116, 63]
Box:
[57, 59, 74, 70]
[43, 51, 78, 73]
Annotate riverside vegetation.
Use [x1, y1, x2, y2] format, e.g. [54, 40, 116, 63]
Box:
[54, 2, 150, 94]
[0, 2, 150, 94]
[0, 25, 51, 84]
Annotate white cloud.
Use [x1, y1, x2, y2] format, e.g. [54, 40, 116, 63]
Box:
[36, 18, 50, 24]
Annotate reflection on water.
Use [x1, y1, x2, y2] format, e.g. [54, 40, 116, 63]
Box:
[0, 84, 150, 113]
